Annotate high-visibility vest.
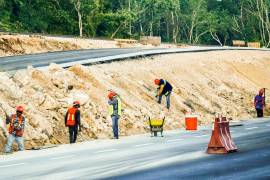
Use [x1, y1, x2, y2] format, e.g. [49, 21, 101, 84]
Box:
[66, 107, 77, 126]
[109, 97, 122, 116]
[8, 114, 25, 137]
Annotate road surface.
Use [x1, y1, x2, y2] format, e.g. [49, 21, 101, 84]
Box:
[0, 47, 269, 71]
[0, 118, 269, 179]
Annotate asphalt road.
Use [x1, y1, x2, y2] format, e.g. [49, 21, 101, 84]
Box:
[0, 118, 269, 180]
[0, 47, 269, 71]
[0, 48, 151, 71]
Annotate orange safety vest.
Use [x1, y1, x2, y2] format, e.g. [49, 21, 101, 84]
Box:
[8, 114, 25, 137]
[66, 107, 78, 126]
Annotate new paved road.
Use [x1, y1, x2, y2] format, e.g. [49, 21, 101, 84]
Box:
[1, 47, 269, 71]
[0, 48, 150, 71]
[0, 118, 269, 179]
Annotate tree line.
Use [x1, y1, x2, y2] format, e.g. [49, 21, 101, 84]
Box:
[0, 0, 270, 47]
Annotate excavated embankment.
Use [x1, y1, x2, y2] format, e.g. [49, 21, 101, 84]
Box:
[0, 50, 270, 151]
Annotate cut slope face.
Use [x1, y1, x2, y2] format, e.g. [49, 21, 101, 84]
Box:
[0, 34, 178, 57]
[0, 35, 82, 56]
[0, 50, 269, 151]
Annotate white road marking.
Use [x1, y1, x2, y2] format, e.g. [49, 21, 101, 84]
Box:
[166, 138, 184, 142]
[0, 163, 25, 168]
[167, 141, 183, 144]
[195, 134, 209, 138]
[246, 127, 258, 130]
[94, 149, 118, 154]
[50, 155, 75, 160]
[134, 143, 153, 147]
[266, 124, 270, 127]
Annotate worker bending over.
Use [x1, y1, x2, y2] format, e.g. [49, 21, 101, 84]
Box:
[154, 79, 173, 110]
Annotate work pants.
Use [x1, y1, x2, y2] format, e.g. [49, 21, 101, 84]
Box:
[69, 126, 78, 144]
[111, 115, 119, 139]
[256, 108, 263, 118]
[158, 91, 171, 109]
[4, 134, 24, 153]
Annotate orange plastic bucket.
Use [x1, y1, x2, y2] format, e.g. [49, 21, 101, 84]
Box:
[185, 116, 197, 130]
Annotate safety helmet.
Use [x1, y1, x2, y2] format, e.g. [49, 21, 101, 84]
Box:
[154, 79, 160, 85]
[73, 101, 80, 105]
[108, 91, 116, 100]
[16, 106, 24, 112]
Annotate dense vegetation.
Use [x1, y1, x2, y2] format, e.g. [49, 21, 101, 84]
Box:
[0, 0, 270, 46]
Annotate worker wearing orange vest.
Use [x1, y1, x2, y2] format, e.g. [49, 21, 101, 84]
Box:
[4, 106, 26, 153]
[65, 101, 81, 144]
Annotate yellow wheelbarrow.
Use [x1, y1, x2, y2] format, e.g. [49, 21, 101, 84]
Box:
[148, 117, 165, 137]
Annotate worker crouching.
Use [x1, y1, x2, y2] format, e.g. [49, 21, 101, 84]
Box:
[4, 106, 26, 153]
[65, 101, 81, 144]
[108, 91, 122, 139]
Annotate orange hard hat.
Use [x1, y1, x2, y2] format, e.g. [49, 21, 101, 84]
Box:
[16, 106, 24, 112]
[73, 101, 80, 105]
[108, 91, 116, 100]
[154, 79, 160, 85]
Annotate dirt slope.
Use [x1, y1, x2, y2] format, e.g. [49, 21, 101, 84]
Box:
[0, 50, 269, 151]
[0, 34, 178, 57]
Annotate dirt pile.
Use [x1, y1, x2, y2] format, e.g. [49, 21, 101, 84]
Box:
[0, 34, 83, 57]
[0, 34, 181, 57]
[0, 50, 270, 151]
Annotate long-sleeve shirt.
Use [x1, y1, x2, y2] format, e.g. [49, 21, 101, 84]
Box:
[254, 95, 265, 109]
[158, 79, 173, 96]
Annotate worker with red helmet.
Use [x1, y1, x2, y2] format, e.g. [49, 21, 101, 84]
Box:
[254, 88, 265, 117]
[108, 90, 122, 139]
[65, 101, 81, 143]
[4, 106, 26, 153]
[154, 79, 173, 109]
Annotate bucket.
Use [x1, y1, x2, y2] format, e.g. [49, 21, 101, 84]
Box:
[185, 115, 197, 130]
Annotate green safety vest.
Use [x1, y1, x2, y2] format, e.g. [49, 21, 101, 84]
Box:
[109, 97, 122, 116]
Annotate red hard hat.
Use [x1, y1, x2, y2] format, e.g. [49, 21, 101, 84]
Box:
[154, 79, 160, 85]
[16, 106, 24, 112]
[73, 101, 80, 105]
[108, 91, 116, 100]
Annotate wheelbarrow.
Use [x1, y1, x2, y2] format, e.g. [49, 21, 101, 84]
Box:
[148, 117, 165, 137]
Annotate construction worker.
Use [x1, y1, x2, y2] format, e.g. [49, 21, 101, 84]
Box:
[65, 101, 81, 144]
[4, 106, 26, 153]
[108, 91, 122, 139]
[154, 79, 173, 109]
[254, 88, 265, 118]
